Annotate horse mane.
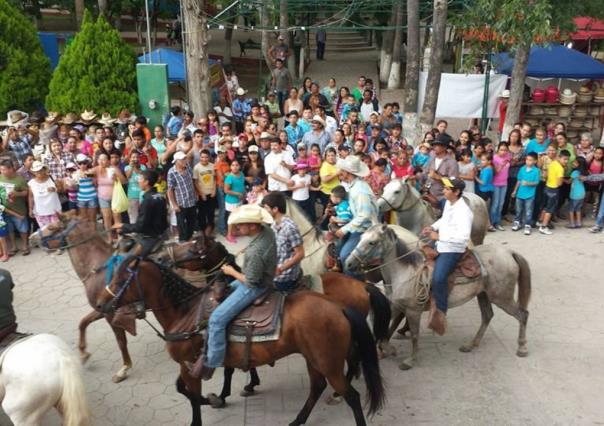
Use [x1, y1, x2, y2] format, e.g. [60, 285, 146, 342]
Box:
[385, 227, 422, 266]
[285, 197, 322, 241]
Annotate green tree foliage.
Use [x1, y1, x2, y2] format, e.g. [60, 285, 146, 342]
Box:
[0, 0, 51, 115]
[46, 10, 138, 115]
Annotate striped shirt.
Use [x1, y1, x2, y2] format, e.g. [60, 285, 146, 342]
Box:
[340, 178, 378, 234]
[167, 164, 197, 208]
[76, 172, 97, 202]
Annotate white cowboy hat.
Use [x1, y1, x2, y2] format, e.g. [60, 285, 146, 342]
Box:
[227, 204, 273, 226]
[259, 131, 273, 140]
[336, 155, 369, 178]
[559, 88, 577, 105]
[236, 88, 248, 96]
[98, 112, 117, 126]
[80, 110, 97, 123]
[60, 112, 78, 125]
[0, 110, 29, 127]
[500, 89, 511, 98]
[172, 151, 187, 163]
[311, 115, 326, 127]
[31, 161, 48, 172]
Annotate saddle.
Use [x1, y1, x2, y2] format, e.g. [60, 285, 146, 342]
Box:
[0, 324, 31, 355]
[421, 245, 485, 289]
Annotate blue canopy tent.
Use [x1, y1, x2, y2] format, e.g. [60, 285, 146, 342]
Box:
[138, 48, 218, 82]
[493, 45, 604, 79]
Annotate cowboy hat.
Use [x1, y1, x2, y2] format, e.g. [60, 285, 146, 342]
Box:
[227, 204, 273, 226]
[38, 124, 58, 145]
[116, 109, 136, 124]
[45, 111, 61, 125]
[259, 131, 273, 140]
[98, 112, 117, 126]
[500, 89, 511, 98]
[31, 161, 48, 173]
[311, 115, 326, 127]
[336, 155, 369, 178]
[0, 110, 29, 127]
[236, 87, 248, 96]
[60, 112, 78, 125]
[559, 89, 576, 105]
[80, 110, 97, 123]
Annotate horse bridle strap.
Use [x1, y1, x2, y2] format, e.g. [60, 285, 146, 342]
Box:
[39, 222, 108, 251]
[380, 192, 421, 213]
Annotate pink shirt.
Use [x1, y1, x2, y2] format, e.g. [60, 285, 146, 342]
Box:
[493, 153, 511, 187]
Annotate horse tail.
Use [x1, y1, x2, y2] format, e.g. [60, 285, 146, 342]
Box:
[58, 348, 92, 426]
[365, 283, 391, 343]
[512, 251, 531, 309]
[343, 307, 386, 416]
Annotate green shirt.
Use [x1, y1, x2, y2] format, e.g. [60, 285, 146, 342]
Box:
[242, 226, 277, 289]
[0, 174, 28, 216]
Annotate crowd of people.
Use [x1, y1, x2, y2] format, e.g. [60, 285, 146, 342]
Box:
[1, 74, 604, 266]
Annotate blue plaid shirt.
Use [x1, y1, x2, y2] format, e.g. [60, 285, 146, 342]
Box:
[8, 138, 32, 166]
[341, 178, 378, 234]
[272, 216, 303, 283]
[167, 164, 197, 208]
[285, 123, 305, 147]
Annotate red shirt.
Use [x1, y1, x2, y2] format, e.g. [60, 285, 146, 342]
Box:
[391, 161, 414, 179]
[124, 145, 158, 167]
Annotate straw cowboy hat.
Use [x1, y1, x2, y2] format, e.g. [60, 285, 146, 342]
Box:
[60, 112, 78, 125]
[559, 89, 576, 105]
[45, 111, 61, 125]
[236, 87, 248, 96]
[574, 105, 588, 117]
[577, 86, 593, 103]
[116, 109, 136, 124]
[558, 106, 572, 118]
[0, 110, 29, 127]
[80, 110, 98, 124]
[336, 155, 370, 178]
[98, 112, 117, 126]
[593, 87, 604, 103]
[311, 115, 326, 127]
[31, 161, 48, 173]
[227, 204, 273, 226]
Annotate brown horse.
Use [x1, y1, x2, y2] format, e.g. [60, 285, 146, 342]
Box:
[96, 259, 386, 426]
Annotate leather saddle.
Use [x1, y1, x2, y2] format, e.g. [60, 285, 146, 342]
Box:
[0, 324, 31, 355]
[421, 245, 485, 289]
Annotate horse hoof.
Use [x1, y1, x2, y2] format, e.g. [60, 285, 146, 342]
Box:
[240, 388, 255, 397]
[459, 344, 474, 353]
[80, 352, 91, 364]
[207, 393, 225, 408]
[379, 342, 397, 358]
[516, 348, 529, 358]
[112, 373, 128, 383]
[325, 395, 343, 405]
[399, 359, 414, 371]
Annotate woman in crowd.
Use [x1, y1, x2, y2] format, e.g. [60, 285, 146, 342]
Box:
[284, 87, 304, 119]
[151, 125, 168, 163]
[502, 129, 525, 218]
[335, 87, 351, 121]
[125, 151, 146, 223]
[27, 162, 62, 229]
[94, 153, 125, 240]
[75, 154, 97, 222]
[299, 77, 312, 101]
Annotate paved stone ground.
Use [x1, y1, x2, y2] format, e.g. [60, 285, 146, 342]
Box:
[2, 219, 604, 426]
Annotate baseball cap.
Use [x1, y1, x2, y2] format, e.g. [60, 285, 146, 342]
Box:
[248, 145, 259, 152]
[172, 151, 187, 163]
[441, 176, 465, 191]
[216, 145, 227, 153]
[297, 142, 306, 150]
[76, 153, 89, 163]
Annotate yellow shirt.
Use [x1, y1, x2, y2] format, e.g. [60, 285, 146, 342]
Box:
[319, 161, 339, 195]
[546, 160, 564, 189]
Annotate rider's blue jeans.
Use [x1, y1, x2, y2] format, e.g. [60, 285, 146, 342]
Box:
[596, 194, 604, 228]
[216, 187, 227, 235]
[340, 231, 363, 280]
[432, 252, 464, 313]
[205, 280, 266, 368]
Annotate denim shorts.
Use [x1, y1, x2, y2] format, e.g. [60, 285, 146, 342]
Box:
[543, 187, 559, 214]
[98, 198, 111, 209]
[77, 198, 99, 209]
[5, 214, 29, 234]
[0, 225, 7, 237]
[568, 198, 584, 213]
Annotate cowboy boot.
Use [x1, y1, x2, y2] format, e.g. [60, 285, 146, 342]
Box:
[186, 355, 215, 381]
[427, 299, 447, 336]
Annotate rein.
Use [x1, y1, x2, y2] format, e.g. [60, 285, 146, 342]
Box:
[38, 221, 109, 252]
[380, 189, 421, 213]
[357, 237, 424, 273]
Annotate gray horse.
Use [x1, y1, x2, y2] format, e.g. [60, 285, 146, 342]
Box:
[378, 178, 489, 245]
[345, 224, 531, 370]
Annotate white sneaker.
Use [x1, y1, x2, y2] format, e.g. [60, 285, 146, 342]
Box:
[590, 225, 603, 233]
[511, 221, 520, 231]
[524, 225, 531, 235]
[539, 226, 552, 235]
[536, 221, 543, 227]
[495, 224, 505, 231]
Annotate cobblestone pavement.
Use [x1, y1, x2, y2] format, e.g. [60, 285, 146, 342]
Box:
[2, 220, 604, 426]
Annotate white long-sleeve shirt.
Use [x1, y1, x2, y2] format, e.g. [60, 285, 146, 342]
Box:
[431, 198, 473, 253]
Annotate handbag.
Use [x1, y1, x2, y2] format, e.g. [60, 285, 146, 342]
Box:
[111, 181, 129, 213]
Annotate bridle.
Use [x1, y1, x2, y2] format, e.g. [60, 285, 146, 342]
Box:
[349, 233, 426, 273]
[37, 219, 108, 251]
[379, 181, 421, 213]
[104, 258, 147, 319]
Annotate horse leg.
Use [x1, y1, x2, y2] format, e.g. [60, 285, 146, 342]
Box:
[496, 300, 530, 357]
[241, 367, 260, 396]
[78, 310, 103, 363]
[326, 347, 359, 405]
[205, 367, 234, 408]
[326, 372, 366, 426]
[289, 362, 327, 426]
[178, 368, 204, 426]
[108, 322, 133, 383]
[460, 292, 494, 353]
[379, 308, 405, 358]
[399, 310, 421, 371]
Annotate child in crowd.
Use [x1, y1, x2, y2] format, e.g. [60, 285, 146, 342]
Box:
[308, 144, 322, 191]
[288, 162, 314, 221]
[511, 152, 540, 235]
[246, 178, 268, 205]
[325, 185, 353, 271]
[391, 150, 414, 179]
[214, 146, 231, 236]
[392, 102, 402, 123]
[207, 111, 219, 136]
[538, 150, 569, 235]
[224, 159, 245, 243]
[568, 157, 587, 229]
[296, 143, 308, 163]
[340, 95, 357, 122]
[476, 153, 494, 211]
[491, 142, 511, 231]
[412, 143, 431, 172]
[63, 162, 79, 211]
[457, 149, 476, 194]
[587, 147, 604, 216]
[367, 158, 390, 196]
[472, 143, 485, 168]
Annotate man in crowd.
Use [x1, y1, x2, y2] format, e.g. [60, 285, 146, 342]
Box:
[167, 151, 197, 242]
[264, 136, 295, 195]
[271, 59, 292, 115]
[424, 134, 459, 210]
[0, 160, 29, 255]
[301, 116, 331, 154]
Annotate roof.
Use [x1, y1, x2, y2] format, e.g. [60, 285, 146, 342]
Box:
[492, 44, 604, 79]
[138, 48, 217, 82]
[571, 17, 604, 41]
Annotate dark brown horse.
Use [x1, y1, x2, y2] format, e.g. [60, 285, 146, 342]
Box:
[96, 258, 386, 426]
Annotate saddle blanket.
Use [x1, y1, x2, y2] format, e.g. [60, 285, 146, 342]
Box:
[422, 246, 487, 287]
[228, 292, 285, 343]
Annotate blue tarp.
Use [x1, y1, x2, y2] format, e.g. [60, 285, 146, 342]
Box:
[38, 32, 60, 70]
[138, 48, 217, 82]
[493, 45, 604, 79]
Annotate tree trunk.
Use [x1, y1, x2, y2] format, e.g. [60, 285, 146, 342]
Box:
[387, 4, 404, 89]
[74, 0, 85, 29]
[182, 0, 210, 116]
[98, 0, 108, 16]
[502, 41, 530, 139]
[403, 0, 421, 145]
[260, 1, 273, 71]
[379, 8, 396, 85]
[279, 0, 296, 78]
[224, 11, 235, 65]
[420, 0, 448, 133]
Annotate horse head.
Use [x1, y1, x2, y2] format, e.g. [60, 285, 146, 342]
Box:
[28, 211, 89, 251]
[345, 224, 396, 273]
[377, 178, 411, 213]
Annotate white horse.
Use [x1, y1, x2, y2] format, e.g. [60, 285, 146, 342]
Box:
[0, 333, 91, 426]
[377, 178, 489, 245]
[346, 224, 531, 371]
